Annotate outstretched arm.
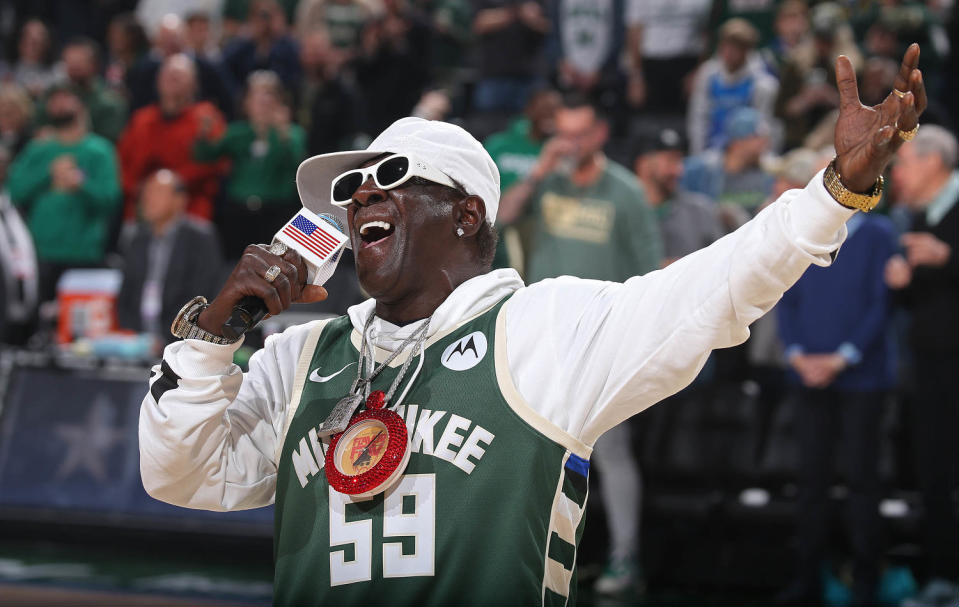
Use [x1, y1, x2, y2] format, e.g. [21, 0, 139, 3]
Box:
[505, 45, 928, 446]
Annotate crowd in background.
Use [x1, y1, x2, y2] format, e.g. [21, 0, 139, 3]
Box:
[0, 0, 958, 605]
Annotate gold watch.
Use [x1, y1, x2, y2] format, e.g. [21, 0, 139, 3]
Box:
[822, 159, 884, 212]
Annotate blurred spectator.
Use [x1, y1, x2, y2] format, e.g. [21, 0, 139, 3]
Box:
[6, 19, 59, 98]
[498, 94, 662, 281]
[296, 28, 363, 155]
[135, 0, 227, 37]
[498, 94, 660, 596]
[624, 0, 711, 113]
[194, 71, 305, 259]
[225, 0, 300, 40]
[296, 0, 375, 58]
[549, 0, 626, 112]
[760, 0, 808, 77]
[683, 106, 774, 214]
[423, 0, 472, 87]
[708, 0, 782, 49]
[126, 14, 237, 118]
[471, 0, 549, 113]
[7, 85, 120, 302]
[854, 2, 947, 99]
[222, 0, 302, 92]
[0, 83, 34, 156]
[885, 125, 959, 596]
[687, 18, 778, 155]
[774, 2, 861, 152]
[0, 144, 39, 346]
[485, 87, 560, 270]
[116, 169, 223, 346]
[105, 13, 150, 90]
[776, 189, 896, 607]
[34, 38, 129, 142]
[634, 127, 721, 266]
[354, 0, 432, 135]
[184, 12, 222, 61]
[119, 54, 228, 221]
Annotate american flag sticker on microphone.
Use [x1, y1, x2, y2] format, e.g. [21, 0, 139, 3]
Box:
[274, 208, 348, 264]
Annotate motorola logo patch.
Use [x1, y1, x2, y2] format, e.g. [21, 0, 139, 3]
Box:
[441, 331, 488, 371]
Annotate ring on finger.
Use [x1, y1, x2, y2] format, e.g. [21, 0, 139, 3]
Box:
[893, 89, 907, 98]
[264, 264, 282, 283]
[269, 242, 289, 256]
[896, 122, 919, 141]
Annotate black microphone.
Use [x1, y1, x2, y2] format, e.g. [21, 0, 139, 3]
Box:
[221, 212, 348, 340]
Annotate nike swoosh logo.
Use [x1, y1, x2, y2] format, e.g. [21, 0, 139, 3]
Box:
[309, 363, 356, 383]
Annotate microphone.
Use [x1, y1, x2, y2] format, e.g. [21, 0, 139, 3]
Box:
[221, 210, 349, 340]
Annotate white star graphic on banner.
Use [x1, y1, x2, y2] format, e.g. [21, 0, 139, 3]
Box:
[54, 394, 126, 483]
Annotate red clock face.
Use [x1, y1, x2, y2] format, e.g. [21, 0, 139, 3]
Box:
[325, 408, 410, 498]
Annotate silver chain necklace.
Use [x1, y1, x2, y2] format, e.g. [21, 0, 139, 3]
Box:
[316, 313, 432, 437]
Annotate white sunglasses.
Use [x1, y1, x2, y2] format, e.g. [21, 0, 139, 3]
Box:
[330, 154, 458, 207]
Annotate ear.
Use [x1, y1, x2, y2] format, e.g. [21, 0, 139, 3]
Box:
[453, 195, 486, 237]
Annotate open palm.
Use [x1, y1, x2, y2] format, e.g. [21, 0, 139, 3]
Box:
[833, 43, 927, 193]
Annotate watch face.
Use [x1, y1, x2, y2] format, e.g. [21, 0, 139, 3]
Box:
[335, 419, 389, 476]
[325, 408, 411, 498]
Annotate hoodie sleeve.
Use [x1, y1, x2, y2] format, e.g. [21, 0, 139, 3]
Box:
[138, 321, 324, 510]
[503, 168, 855, 446]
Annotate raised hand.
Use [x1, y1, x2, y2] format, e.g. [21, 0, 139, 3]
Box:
[834, 43, 927, 193]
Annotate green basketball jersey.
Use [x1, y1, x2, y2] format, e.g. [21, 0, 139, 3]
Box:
[273, 298, 593, 605]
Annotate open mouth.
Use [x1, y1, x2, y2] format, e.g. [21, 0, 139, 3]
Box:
[358, 220, 396, 248]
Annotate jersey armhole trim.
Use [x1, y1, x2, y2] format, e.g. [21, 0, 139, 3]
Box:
[276, 319, 333, 464]
[494, 305, 592, 459]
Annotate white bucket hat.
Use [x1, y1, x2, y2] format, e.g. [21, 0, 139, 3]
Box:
[295, 117, 501, 249]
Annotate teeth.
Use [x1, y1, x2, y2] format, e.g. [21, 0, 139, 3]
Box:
[359, 221, 392, 236]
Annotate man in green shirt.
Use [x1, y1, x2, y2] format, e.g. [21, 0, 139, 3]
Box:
[484, 88, 560, 271]
[498, 95, 663, 283]
[498, 94, 662, 593]
[37, 39, 129, 142]
[8, 85, 120, 301]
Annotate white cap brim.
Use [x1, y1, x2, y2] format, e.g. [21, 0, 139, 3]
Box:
[295, 150, 387, 250]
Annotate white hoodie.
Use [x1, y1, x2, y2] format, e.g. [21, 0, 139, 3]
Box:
[139, 170, 852, 510]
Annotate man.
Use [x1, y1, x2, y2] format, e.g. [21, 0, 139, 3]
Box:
[498, 95, 662, 283]
[7, 86, 120, 302]
[118, 54, 228, 221]
[687, 18, 779, 154]
[126, 13, 236, 117]
[471, 0, 549, 113]
[634, 127, 722, 266]
[624, 0, 711, 112]
[222, 0, 302, 93]
[885, 125, 959, 601]
[139, 46, 926, 605]
[296, 28, 362, 156]
[776, 174, 897, 606]
[116, 170, 224, 347]
[484, 87, 561, 270]
[42, 38, 128, 142]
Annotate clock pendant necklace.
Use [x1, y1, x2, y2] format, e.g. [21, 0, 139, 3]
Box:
[321, 313, 431, 498]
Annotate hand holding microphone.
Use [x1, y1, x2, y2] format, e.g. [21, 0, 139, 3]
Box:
[196, 211, 348, 340]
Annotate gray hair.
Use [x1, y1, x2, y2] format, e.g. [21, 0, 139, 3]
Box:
[911, 124, 958, 170]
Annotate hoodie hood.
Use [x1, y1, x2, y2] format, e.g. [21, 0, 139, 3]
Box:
[346, 268, 525, 350]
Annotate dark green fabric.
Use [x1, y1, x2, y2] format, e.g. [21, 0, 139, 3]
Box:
[193, 122, 305, 203]
[526, 160, 663, 283]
